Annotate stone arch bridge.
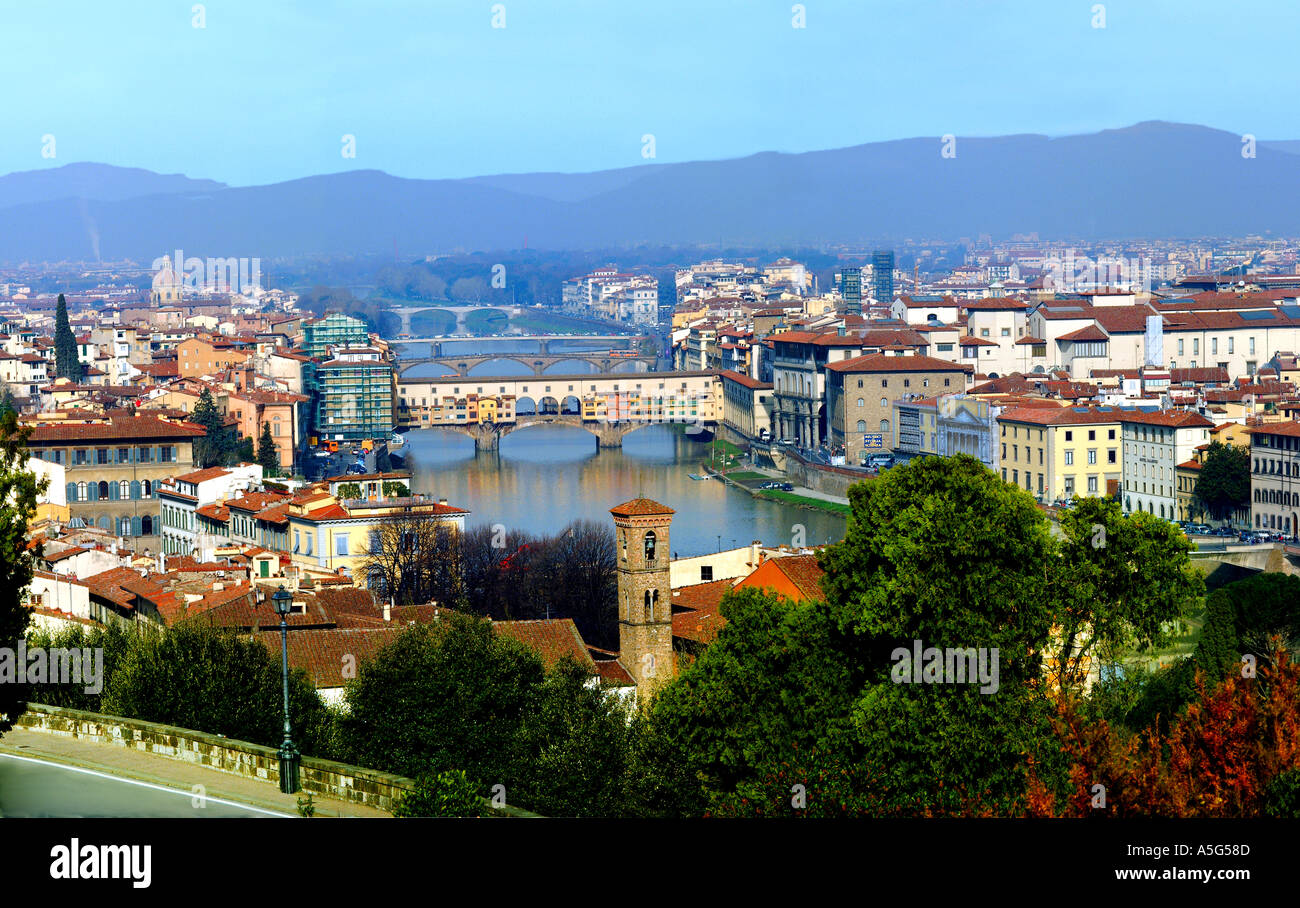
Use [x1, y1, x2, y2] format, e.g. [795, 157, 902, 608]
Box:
[438, 414, 713, 450]
[396, 350, 657, 377]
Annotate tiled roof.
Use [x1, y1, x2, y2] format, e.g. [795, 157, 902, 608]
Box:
[25, 415, 204, 442]
[1118, 409, 1216, 428]
[826, 352, 970, 374]
[997, 406, 1124, 426]
[1057, 325, 1109, 342]
[610, 498, 675, 518]
[493, 619, 596, 671]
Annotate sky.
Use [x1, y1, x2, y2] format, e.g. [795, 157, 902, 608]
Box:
[3, 0, 1297, 186]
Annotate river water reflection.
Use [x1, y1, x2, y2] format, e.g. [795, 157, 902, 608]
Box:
[398, 423, 847, 557]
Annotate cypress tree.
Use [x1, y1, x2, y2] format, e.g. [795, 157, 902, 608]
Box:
[53, 294, 82, 382]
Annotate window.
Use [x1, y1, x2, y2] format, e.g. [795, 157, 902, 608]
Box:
[1088, 449, 1097, 465]
[1108, 449, 1117, 464]
[119, 480, 129, 499]
[294, 531, 300, 553]
[857, 398, 864, 408]
[980, 328, 990, 337]
[1064, 477, 1075, 495]
[1088, 430, 1095, 441]
[944, 378, 951, 387]
[1228, 337, 1234, 354]
[161, 445, 174, 463]
[701, 565, 713, 582]
[1065, 450, 1074, 465]
[1088, 476, 1098, 493]
[1178, 339, 1184, 356]
[880, 398, 887, 407]
[644, 531, 657, 562]
[74, 449, 86, 465]
[96, 448, 108, 465]
[1108, 429, 1115, 440]
[1001, 327, 1011, 337]
[1065, 431, 1073, 441]
[880, 419, 890, 435]
[335, 534, 349, 557]
[857, 420, 866, 432]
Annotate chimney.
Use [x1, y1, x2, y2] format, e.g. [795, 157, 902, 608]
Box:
[438, 497, 447, 506]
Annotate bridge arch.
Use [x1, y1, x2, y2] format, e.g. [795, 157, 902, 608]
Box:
[516, 395, 538, 415]
[560, 395, 581, 415]
[539, 396, 561, 415]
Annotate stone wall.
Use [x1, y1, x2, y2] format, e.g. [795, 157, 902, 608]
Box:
[783, 455, 867, 499]
[17, 703, 537, 816]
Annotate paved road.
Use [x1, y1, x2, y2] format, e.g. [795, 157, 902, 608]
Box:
[0, 753, 287, 818]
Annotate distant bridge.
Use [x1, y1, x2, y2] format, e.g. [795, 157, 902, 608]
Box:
[388, 304, 525, 335]
[395, 350, 657, 376]
[392, 335, 638, 355]
[397, 369, 723, 447]
[418, 413, 714, 450]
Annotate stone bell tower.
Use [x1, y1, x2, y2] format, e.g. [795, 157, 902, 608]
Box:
[610, 497, 675, 699]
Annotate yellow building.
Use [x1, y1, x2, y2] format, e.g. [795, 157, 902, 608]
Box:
[287, 487, 469, 585]
[996, 406, 1123, 502]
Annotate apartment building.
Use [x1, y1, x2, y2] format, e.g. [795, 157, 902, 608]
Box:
[1249, 421, 1300, 534]
[996, 406, 1123, 502]
[892, 394, 998, 468]
[1120, 410, 1214, 520]
[315, 347, 395, 442]
[158, 464, 265, 559]
[825, 353, 972, 463]
[24, 414, 205, 541]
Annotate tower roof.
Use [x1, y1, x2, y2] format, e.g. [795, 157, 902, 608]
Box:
[609, 498, 675, 518]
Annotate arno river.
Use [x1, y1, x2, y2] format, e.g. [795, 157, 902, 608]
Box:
[397, 424, 847, 557]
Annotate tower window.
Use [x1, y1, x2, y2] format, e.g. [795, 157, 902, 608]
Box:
[644, 530, 657, 562]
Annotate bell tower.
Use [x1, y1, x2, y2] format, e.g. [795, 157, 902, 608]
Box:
[610, 497, 675, 699]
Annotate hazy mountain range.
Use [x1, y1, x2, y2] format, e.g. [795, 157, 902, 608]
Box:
[4, 122, 1300, 264]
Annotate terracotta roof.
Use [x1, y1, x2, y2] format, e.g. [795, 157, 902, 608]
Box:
[719, 370, 772, 390]
[493, 619, 596, 671]
[1117, 409, 1215, 428]
[1057, 324, 1110, 342]
[610, 498, 675, 518]
[24, 416, 204, 442]
[826, 352, 970, 374]
[173, 467, 231, 484]
[670, 578, 734, 644]
[997, 406, 1125, 427]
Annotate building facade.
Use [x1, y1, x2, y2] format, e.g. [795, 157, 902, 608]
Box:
[1249, 421, 1300, 534]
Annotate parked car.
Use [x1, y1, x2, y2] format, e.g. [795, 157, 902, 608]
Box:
[779, 482, 794, 492]
[759, 481, 781, 490]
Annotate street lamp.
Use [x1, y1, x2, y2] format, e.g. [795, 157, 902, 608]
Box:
[271, 585, 300, 794]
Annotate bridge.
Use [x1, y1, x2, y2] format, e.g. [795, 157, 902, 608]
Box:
[395, 350, 657, 376]
[391, 335, 639, 355]
[438, 413, 713, 450]
[397, 370, 722, 448]
[388, 304, 525, 335]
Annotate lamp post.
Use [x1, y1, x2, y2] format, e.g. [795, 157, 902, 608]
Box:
[271, 585, 300, 794]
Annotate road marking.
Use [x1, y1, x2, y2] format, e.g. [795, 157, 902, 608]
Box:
[0, 753, 294, 817]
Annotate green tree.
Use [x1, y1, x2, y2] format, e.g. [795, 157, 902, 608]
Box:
[190, 389, 229, 468]
[336, 482, 362, 500]
[0, 387, 16, 419]
[235, 436, 255, 464]
[639, 456, 1071, 817]
[1192, 441, 1250, 522]
[103, 621, 332, 754]
[0, 410, 44, 736]
[382, 481, 409, 498]
[257, 422, 279, 476]
[394, 769, 485, 817]
[1049, 496, 1204, 691]
[340, 614, 631, 815]
[53, 293, 82, 382]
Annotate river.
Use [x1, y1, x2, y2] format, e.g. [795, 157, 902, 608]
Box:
[397, 423, 847, 557]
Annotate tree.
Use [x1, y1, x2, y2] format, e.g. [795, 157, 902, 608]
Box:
[1048, 496, 1204, 691]
[1192, 441, 1250, 522]
[257, 422, 279, 476]
[53, 293, 82, 382]
[340, 615, 631, 816]
[1028, 652, 1300, 817]
[358, 513, 465, 606]
[382, 481, 409, 498]
[235, 435, 255, 464]
[639, 455, 1070, 817]
[103, 621, 332, 755]
[336, 482, 362, 501]
[0, 387, 16, 419]
[393, 769, 484, 817]
[191, 389, 230, 468]
[0, 410, 44, 736]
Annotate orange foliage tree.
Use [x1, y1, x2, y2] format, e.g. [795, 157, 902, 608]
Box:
[1028, 650, 1300, 817]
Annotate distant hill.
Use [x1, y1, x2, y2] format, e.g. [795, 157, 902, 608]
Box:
[0, 162, 226, 208]
[4, 122, 1300, 263]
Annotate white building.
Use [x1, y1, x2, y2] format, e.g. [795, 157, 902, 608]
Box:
[1120, 409, 1214, 520]
[159, 464, 264, 560]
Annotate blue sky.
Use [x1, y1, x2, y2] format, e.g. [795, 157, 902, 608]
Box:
[3, 0, 1295, 185]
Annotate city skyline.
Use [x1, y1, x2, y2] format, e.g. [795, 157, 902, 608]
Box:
[4, 0, 1299, 185]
